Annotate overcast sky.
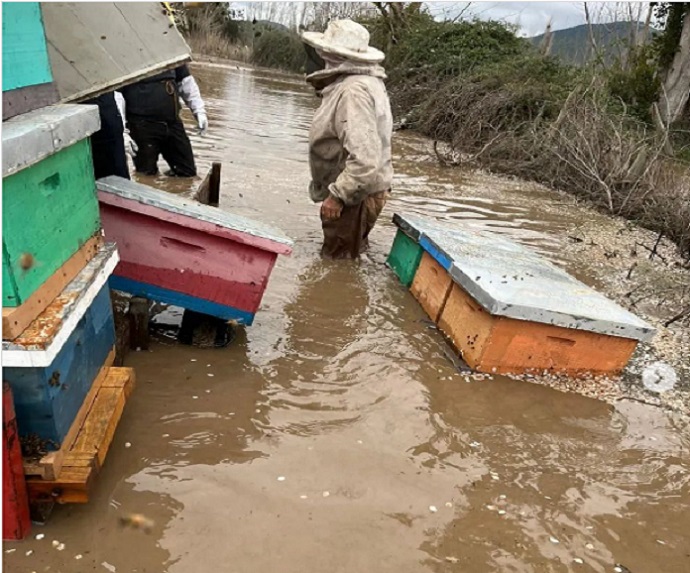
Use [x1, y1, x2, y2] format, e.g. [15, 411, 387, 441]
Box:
[427, 2, 639, 37]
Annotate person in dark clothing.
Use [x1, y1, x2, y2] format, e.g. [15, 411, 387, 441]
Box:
[118, 64, 208, 177]
[83, 91, 131, 180]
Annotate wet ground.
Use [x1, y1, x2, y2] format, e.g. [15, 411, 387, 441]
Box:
[5, 62, 690, 573]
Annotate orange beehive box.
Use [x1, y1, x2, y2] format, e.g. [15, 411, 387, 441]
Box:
[398, 215, 654, 376]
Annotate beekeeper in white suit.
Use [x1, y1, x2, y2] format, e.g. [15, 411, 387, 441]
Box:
[116, 63, 208, 177]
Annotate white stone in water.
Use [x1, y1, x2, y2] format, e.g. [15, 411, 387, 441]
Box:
[75, 555, 83, 560]
[656, 539, 666, 545]
[445, 557, 459, 563]
[192, 396, 198, 399]
[52, 540, 60, 548]
[190, 359, 197, 362]
[124, 442, 131, 448]
[322, 491, 330, 497]
[300, 495, 308, 499]
[26, 550, 33, 556]
[585, 543, 594, 550]
[445, 502, 453, 508]
[549, 536, 559, 544]
[162, 434, 170, 438]
[205, 389, 211, 393]
[5, 549, 16, 554]
[498, 510, 506, 515]
[614, 567, 623, 573]
[429, 505, 438, 513]
[35, 534, 45, 540]
[56, 543, 65, 551]
[499, 494, 507, 500]
[277, 476, 286, 482]
[573, 558, 584, 564]
[207, 374, 214, 377]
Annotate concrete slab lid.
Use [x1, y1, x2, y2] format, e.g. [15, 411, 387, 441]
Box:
[395, 213, 655, 342]
[2, 243, 119, 367]
[97, 176, 294, 254]
[2, 104, 101, 177]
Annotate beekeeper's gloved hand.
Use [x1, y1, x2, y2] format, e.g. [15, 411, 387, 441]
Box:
[123, 129, 138, 158]
[196, 112, 208, 136]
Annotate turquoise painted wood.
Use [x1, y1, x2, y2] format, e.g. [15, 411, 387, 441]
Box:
[2, 139, 101, 307]
[387, 229, 424, 287]
[2, 3, 53, 92]
[4, 285, 115, 446]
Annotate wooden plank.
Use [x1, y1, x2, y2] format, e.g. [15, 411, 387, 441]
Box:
[194, 162, 221, 207]
[58, 348, 116, 456]
[73, 388, 126, 468]
[2, 82, 60, 121]
[3, 139, 101, 307]
[410, 252, 453, 323]
[72, 368, 135, 468]
[24, 367, 134, 503]
[22, 450, 64, 481]
[26, 465, 93, 504]
[3, 236, 101, 341]
[2, 3, 53, 92]
[41, 3, 191, 103]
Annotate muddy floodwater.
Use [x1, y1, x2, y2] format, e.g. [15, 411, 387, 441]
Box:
[6, 62, 690, 573]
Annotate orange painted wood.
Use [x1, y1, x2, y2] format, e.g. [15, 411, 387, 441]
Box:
[2, 235, 101, 341]
[438, 284, 495, 367]
[439, 282, 639, 376]
[410, 252, 453, 322]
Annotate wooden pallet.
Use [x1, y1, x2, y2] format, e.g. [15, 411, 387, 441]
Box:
[25, 366, 135, 504]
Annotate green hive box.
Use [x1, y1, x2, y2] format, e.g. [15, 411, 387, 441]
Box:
[387, 228, 424, 287]
[2, 105, 102, 307]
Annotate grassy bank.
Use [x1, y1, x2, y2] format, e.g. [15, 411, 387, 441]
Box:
[362, 14, 690, 258]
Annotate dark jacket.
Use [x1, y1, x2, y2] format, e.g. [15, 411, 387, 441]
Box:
[120, 65, 191, 122]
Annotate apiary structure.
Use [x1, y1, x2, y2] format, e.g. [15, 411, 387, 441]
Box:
[388, 214, 655, 376]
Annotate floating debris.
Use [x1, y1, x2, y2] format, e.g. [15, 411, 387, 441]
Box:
[656, 539, 666, 545]
[205, 389, 211, 393]
[445, 502, 453, 508]
[26, 550, 33, 556]
[207, 373, 214, 377]
[277, 476, 286, 482]
[190, 359, 197, 362]
[322, 491, 330, 498]
[357, 440, 363, 444]
[124, 442, 131, 448]
[103, 562, 117, 572]
[300, 495, 308, 499]
[5, 549, 16, 554]
[498, 510, 506, 515]
[585, 543, 594, 550]
[445, 556, 459, 563]
[192, 395, 199, 399]
[549, 536, 560, 544]
[429, 505, 438, 513]
[56, 543, 65, 551]
[499, 494, 507, 500]
[75, 554, 83, 560]
[52, 540, 60, 548]
[573, 558, 584, 564]
[35, 534, 45, 540]
[491, 474, 500, 481]
[486, 505, 497, 511]
[119, 513, 155, 534]
[469, 441, 481, 448]
[162, 434, 170, 438]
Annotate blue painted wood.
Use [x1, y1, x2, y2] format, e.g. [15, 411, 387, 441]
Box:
[4, 286, 115, 446]
[2, 3, 53, 92]
[109, 276, 256, 325]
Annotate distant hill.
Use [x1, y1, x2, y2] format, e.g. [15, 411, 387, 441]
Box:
[530, 21, 657, 66]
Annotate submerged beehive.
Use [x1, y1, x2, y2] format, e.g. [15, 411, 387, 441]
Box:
[390, 214, 655, 376]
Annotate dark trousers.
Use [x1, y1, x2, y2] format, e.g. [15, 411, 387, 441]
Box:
[84, 92, 130, 180]
[320, 192, 388, 258]
[128, 118, 197, 177]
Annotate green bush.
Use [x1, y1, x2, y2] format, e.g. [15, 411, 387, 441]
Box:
[606, 47, 661, 123]
[251, 28, 306, 73]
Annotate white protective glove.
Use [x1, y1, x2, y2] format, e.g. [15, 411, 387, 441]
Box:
[123, 129, 138, 158]
[196, 112, 208, 135]
[177, 75, 208, 135]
